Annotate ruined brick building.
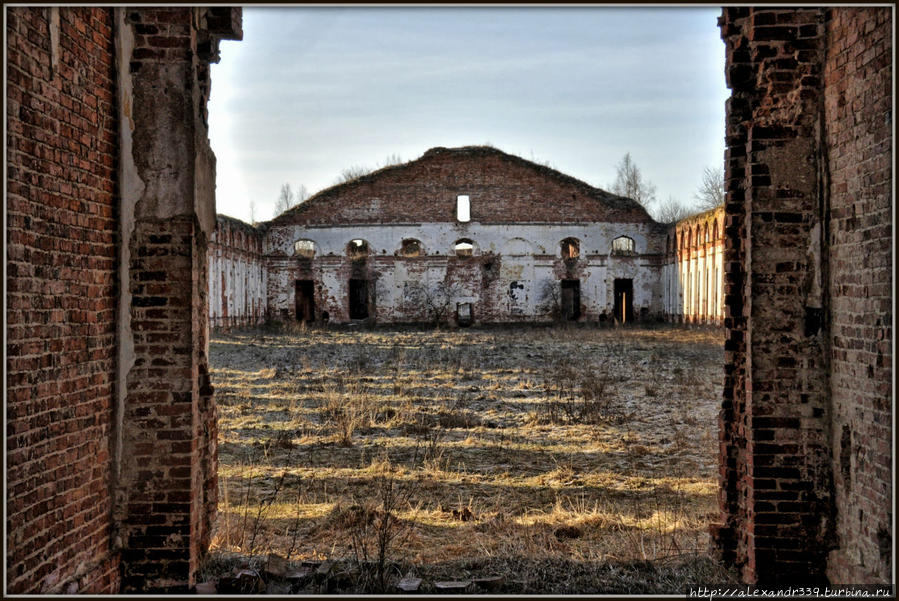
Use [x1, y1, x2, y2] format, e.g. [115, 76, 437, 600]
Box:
[5, 5, 892, 594]
[210, 147, 724, 328]
[664, 206, 726, 325]
[208, 215, 265, 329]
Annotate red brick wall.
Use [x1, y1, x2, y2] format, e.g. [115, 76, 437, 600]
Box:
[823, 8, 892, 584]
[120, 219, 214, 591]
[116, 8, 228, 591]
[270, 146, 653, 227]
[717, 7, 834, 585]
[717, 7, 892, 586]
[6, 7, 120, 593]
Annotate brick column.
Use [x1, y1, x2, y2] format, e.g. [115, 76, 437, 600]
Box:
[113, 7, 240, 592]
[716, 8, 835, 585]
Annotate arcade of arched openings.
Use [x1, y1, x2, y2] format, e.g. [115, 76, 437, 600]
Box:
[662, 207, 725, 324]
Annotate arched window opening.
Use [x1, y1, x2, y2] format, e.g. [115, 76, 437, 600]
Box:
[400, 238, 424, 257]
[611, 235, 636, 256]
[704, 224, 710, 244]
[294, 239, 316, 258]
[454, 238, 474, 257]
[347, 239, 369, 259]
[502, 238, 532, 256]
[560, 237, 580, 259]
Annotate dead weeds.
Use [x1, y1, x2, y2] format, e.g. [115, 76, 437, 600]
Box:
[208, 323, 726, 593]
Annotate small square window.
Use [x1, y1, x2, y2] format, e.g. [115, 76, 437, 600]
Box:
[457, 195, 470, 222]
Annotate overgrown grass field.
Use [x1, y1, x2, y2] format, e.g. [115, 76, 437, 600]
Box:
[206, 323, 734, 593]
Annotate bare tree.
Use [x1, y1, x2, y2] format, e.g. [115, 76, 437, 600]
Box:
[274, 182, 295, 216]
[694, 165, 724, 211]
[611, 152, 657, 211]
[335, 155, 402, 185]
[654, 195, 692, 224]
[273, 182, 308, 217]
[538, 279, 562, 321]
[294, 184, 309, 206]
[295, 183, 309, 204]
[335, 165, 372, 184]
[378, 154, 403, 169]
[402, 281, 463, 326]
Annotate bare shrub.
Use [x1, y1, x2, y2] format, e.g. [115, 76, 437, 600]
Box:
[534, 362, 621, 425]
[247, 470, 288, 555]
[318, 381, 377, 446]
[412, 427, 447, 473]
[402, 281, 464, 326]
[340, 458, 416, 592]
[436, 408, 481, 429]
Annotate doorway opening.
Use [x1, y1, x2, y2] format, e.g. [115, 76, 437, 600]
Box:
[613, 278, 633, 324]
[349, 278, 369, 319]
[560, 279, 580, 321]
[295, 280, 315, 322]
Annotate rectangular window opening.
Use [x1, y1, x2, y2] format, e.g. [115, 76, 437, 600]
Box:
[456, 194, 470, 222]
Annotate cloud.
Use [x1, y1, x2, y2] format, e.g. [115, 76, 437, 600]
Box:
[209, 7, 727, 224]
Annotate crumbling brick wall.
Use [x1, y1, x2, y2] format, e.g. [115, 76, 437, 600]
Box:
[208, 215, 266, 329]
[6, 6, 241, 593]
[268, 146, 652, 227]
[114, 8, 240, 592]
[716, 7, 892, 585]
[822, 8, 892, 584]
[263, 146, 664, 325]
[6, 7, 121, 593]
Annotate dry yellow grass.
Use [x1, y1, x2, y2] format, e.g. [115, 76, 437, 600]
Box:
[207, 323, 726, 591]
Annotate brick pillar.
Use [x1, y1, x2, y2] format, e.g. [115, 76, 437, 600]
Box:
[716, 8, 835, 585]
[113, 7, 240, 592]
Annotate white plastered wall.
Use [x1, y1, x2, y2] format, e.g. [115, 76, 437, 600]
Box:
[265, 221, 664, 323]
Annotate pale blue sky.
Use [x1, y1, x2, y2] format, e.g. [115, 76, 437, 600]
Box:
[209, 7, 729, 223]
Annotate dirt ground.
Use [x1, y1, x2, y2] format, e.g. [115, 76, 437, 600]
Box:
[204, 323, 735, 593]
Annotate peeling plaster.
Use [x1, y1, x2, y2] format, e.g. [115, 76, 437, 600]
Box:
[262, 222, 663, 324]
[112, 7, 143, 548]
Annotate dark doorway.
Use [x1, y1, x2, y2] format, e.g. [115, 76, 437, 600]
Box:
[613, 278, 633, 324]
[349, 278, 369, 319]
[295, 280, 315, 322]
[561, 279, 580, 321]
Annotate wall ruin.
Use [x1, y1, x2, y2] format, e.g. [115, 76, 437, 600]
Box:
[663, 206, 726, 324]
[208, 215, 266, 329]
[258, 146, 669, 326]
[5, 5, 891, 594]
[6, 6, 242, 593]
[716, 6, 892, 585]
[264, 221, 665, 325]
[7, 7, 121, 593]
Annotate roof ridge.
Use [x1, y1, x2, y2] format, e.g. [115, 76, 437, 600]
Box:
[266, 145, 652, 226]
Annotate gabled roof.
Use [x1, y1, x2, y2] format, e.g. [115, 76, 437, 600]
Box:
[267, 145, 655, 227]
